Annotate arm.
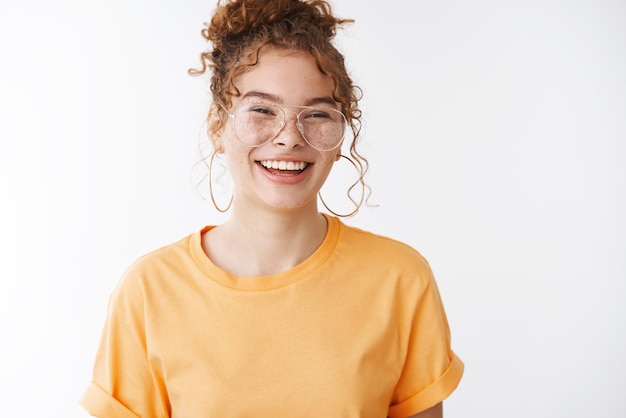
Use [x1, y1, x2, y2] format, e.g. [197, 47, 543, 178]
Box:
[406, 402, 442, 418]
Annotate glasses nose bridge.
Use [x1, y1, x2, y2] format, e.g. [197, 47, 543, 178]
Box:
[280, 107, 305, 134]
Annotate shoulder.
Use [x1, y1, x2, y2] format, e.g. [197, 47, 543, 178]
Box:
[333, 220, 436, 290]
[130, 232, 195, 273]
[338, 220, 430, 268]
[109, 231, 200, 303]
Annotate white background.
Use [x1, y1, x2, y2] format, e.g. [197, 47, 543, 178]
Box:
[1, 0, 624, 416]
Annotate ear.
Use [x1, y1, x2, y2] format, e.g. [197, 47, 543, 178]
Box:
[335, 152, 342, 162]
[207, 103, 225, 153]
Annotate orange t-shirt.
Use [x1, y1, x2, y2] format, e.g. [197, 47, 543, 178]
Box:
[80, 215, 463, 417]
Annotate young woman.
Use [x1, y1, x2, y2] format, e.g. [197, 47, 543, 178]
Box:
[80, 1, 463, 417]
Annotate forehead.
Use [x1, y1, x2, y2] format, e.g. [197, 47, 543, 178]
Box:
[233, 47, 335, 105]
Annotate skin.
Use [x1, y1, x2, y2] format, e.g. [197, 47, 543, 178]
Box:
[202, 46, 445, 418]
[203, 47, 341, 277]
[408, 402, 443, 418]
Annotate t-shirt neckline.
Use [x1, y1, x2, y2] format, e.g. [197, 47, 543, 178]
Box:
[188, 214, 340, 291]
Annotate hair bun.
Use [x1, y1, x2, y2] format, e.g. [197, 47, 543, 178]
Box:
[205, 0, 350, 44]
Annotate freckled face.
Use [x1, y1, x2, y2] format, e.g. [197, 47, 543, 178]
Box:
[217, 47, 342, 214]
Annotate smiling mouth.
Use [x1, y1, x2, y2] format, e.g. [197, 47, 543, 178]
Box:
[258, 160, 310, 175]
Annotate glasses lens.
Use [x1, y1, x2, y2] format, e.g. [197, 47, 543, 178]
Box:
[232, 103, 346, 151]
[233, 103, 284, 147]
[298, 108, 345, 151]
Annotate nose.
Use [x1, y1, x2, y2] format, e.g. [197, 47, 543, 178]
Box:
[272, 112, 306, 149]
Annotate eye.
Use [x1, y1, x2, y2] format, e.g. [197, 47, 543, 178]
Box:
[303, 109, 333, 119]
[303, 108, 344, 123]
[247, 104, 277, 116]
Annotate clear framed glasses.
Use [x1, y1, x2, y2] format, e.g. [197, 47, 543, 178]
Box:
[220, 102, 347, 151]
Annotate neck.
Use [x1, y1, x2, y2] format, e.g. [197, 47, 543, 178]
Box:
[203, 206, 328, 277]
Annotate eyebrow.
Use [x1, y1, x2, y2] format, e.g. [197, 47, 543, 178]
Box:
[241, 91, 339, 107]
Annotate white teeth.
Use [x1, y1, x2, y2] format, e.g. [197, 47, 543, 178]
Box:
[260, 160, 307, 171]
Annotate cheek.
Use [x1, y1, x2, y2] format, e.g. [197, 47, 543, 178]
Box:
[318, 155, 339, 180]
[221, 128, 244, 157]
[223, 140, 253, 178]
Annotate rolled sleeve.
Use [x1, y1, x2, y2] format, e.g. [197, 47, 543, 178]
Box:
[388, 266, 464, 417]
[80, 382, 140, 418]
[388, 352, 464, 418]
